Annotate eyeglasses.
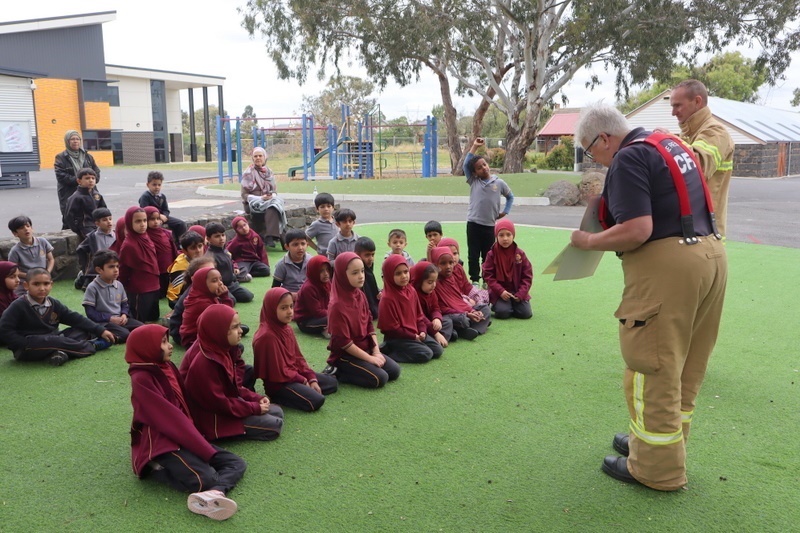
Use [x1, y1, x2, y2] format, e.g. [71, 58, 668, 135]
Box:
[584, 133, 603, 161]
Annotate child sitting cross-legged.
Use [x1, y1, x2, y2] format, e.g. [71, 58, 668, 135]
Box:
[272, 229, 312, 298]
[439, 237, 489, 304]
[252, 287, 338, 412]
[410, 261, 453, 345]
[378, 255, 443, 364]
[481, 218, 533, 320]
[226, 216, 270, 280]
[166, 231, 207, 309]
[293, 254, 331, 337]
[179, 266, 234, 349]
[125, 325, 245, 521]
[430, 247, 491, 340]
[83, 250, 144, 342]
[75, 207, 116, 290]
[180, 304, 284, 442]
[169, 256, 216, 347]
[205, 222, 254, 304]
[0, 268, 116, 366]
[323, 252, 401, 388]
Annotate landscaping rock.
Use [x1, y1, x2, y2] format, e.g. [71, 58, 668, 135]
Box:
[544, 180, 581, 206]
[578, 171, 606, 205]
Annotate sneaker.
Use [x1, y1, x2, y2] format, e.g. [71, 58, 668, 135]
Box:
[74, 270, 84, 290]
[245, 273, 253, 282]
[48, 350, 69, 367]
[322, 364, 337, 375]
[460, 328, 480, 341]
[91, 338, 113, 351]
[322, 328, 331, 340]
[187, 490, 238, 521]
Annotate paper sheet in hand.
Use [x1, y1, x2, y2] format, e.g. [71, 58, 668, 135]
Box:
[544, 195, 605, 280]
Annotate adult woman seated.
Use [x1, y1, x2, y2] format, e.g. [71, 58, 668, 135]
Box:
[240, 147, 285, 247]
[54, 130, 101, 230]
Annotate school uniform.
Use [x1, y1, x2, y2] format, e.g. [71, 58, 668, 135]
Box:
[127, 325, 246, 495]
[306, 218, 337, 257]
[326, 231, 359, 262]
[481, 219, 533, 320]
[326, 253, 401, 388]
[378, 255, 443, 363]
[65, 186, 107, 240]
[179, 267, 235, 349]
[75, 229, 116, 289]
[383, 250, 416, 267]
[253, 288, 338, 411]
[166, 253, 190, 307]
[180, 304, 283, 441]
[293, 255, 330, 335]
[410, 261, 455, 342]
[8, 237, 53, 296]
[464, 152, 514, 283]
[0, 262, 18, 320]
[431, 247, 491, 337]
[272, 252, 312, 294]
[119, 207, 161, 322]
[226, 219, 270, 278]
[207, 245, 254, 303]
[83, 277, 144, 342]
[0, 294, 105, 362]
[361, 262, 380, 320]
[139, 190, 187, 243]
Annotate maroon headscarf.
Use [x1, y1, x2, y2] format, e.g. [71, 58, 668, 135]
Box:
[0, 261, 19, 315]
[144, 207, 177, 271]
[110, 216, 126, 254]
[410, 260, 439, 317]
[179, 267, 233, 347]
[492, 218, 517, 282]
[328, 252, 371, 344]
[294, 254, 331, 322]
[378, 254, 425, 337]
[193, 304, 238, 381]
[125, 324, 191, 418]
[188, 225, 206, 240]
[438, 237, 472, 291]
[431, 247, 472, 313]
[120, 207, 159, 277]
[252, 288, 314, 387]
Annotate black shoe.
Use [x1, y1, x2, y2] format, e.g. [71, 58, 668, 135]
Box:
[48, 351, 69, 367]
[240, 324, 250, 337]
[601, 456, 640, 485]
[449, 331, 459, 342]
[613, 433, 630, 456]
[460, 327, 479, 341]
[322, 364, 337, 375]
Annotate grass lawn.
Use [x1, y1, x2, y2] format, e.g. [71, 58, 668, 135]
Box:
[208, 172, 580, 198]
[2, 223, 796, 531]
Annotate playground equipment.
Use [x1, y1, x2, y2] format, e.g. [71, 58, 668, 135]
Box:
[215, 107, 439, 184]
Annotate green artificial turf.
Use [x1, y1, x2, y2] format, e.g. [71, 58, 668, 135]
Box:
[1, 223, 798, 531]
[208, 172, 580, 198]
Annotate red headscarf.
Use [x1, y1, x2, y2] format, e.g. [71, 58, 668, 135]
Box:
[193, 304, 238, 381]
[410, 260, 439, 317]
[120, 207, 159, 277]
[431, 247, 472, 313]
[125, 324, 191, 418]
[188, 225, 206, 240]
[378, 255, 425, 337]
[437, 237, 472, 289]
[328, 252, 371, 344]
[293, 254, 331, 322]
[110, 216, 126, 254]
[144, 207, 177, 271]
[492, 218, 517, 282]
[252, 288, 315, 387]
[180, 267, 233, 347]
[0, 261, 19, 314]
[439, 237, 459, 251]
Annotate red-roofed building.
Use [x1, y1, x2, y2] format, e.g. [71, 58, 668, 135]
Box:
[536, 109, 581, 153]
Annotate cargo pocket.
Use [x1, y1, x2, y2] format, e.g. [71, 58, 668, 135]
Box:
[614, 299, 662, 373]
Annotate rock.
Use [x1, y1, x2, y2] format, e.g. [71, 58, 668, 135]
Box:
[544, 180, 581, 206]
[578, 171, 605, 205]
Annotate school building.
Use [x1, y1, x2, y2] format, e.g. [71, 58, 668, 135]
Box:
[0, 11, 225, 188]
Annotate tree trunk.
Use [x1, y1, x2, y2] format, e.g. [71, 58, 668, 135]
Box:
[433, 68, 462, 174]
[454, 91, 496, 176]
[503, 126, 538, 173]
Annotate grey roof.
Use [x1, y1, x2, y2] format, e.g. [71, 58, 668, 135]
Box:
[707, 97, 800, 143]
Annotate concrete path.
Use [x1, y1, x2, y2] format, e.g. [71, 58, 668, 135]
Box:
[3, 168, 798, 249]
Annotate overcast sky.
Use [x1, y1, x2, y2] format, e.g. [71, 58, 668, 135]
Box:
[4, 1, 799, 124]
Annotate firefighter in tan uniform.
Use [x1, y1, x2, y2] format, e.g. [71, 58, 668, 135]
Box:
[571, 103, 728, 491]
[670, 80, 734, 237]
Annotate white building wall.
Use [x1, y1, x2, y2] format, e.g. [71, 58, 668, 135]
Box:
[165, 89, 182, 135]
[109, 75, 153, 131]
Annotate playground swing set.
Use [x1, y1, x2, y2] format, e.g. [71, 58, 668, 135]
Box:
[215, 104, 439, 184]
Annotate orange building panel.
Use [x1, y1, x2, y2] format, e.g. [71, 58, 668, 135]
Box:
[34, 78, 80, 169]
[84, 101, 111, 129]
[89, 151, 114, 168]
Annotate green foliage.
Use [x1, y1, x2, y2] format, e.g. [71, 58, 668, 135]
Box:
[541, 138, 575, 170]
[526, 151, 546, 169]
[793, 88, 800, 107]
[238, 104, 258, 141]
[486, 147, 506, 168]
[384, 116, 417, 138]
[301, 76, 377, 126]
[479, 106, 508, 139]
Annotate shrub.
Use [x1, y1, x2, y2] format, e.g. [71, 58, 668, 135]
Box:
[526, 152, 546, 169]
[486, 147, 506, 168]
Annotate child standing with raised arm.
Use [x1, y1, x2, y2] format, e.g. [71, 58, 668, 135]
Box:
[138, 171, 187, 244]
[305, 193, 337, 256]
[378, 255, 443, 363]
[125, 325, 245, 521]
[324, 252, 401, 388]
[83, 250, 144, 342]
[7, 215, 55, 295]
[482, 218, 533, 319]
[464, 137, 514, 284]
[253, 287, 338, 411]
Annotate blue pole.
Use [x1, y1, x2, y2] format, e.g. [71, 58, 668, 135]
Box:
[422, 116, 430, 178]
[431, 116, 438, 178]
[226, 116, 233, 181]
[216, 115, 223, 184]
[309, 116, 316, 178]
[236, 118, 243, 181]
[329, 124, 338, 180]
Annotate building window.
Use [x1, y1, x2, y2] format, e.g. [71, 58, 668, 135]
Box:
[111, 131, 123, 164]
[82, 80, 120, 106]
[151, 80, 168, 162]
[83, 130, 112, 151]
